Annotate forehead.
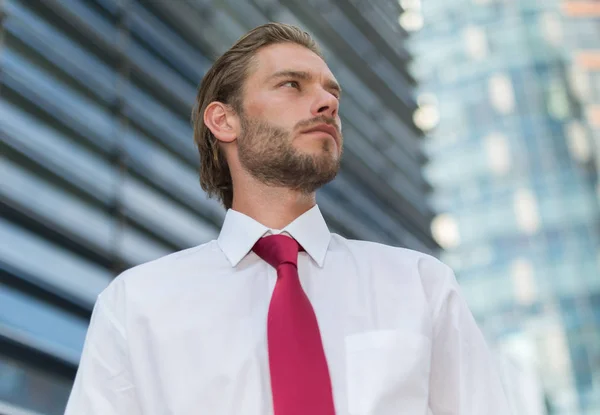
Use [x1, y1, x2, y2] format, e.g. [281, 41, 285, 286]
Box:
[250, 43, 337, 82]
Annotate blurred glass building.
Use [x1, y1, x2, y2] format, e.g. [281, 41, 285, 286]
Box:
[405, 0, 600, 413]
[0, 0, 436, 413]
[560, 0, 600, 176]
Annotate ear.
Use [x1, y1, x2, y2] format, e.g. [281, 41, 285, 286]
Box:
[203, 102, 240, 144]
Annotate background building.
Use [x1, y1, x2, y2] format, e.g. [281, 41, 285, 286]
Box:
[0, 0, 436, 413]
[406, 0, 600, 413]
[560, 0, 600, 177]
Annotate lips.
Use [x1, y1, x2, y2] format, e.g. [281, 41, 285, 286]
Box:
[302, 124, 338, 141]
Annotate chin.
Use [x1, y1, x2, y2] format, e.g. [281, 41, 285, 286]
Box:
[309, 150, 339, 164]
[302, 140, 337, 155]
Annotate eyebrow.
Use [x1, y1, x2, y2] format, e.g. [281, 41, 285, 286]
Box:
[268, 70, 342, 97]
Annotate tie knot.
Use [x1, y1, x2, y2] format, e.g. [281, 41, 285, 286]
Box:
[252, 234, 301, 269]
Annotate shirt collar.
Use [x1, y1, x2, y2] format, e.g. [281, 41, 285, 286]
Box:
[217, 205, 331, 268]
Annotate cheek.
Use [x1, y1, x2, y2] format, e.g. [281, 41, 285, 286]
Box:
[243, 92, 273, 117]
[272, 105, 302, 131]
[245, 92, 309, 134]
[249, 104, 293, 129]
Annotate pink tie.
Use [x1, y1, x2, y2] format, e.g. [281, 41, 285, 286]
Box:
[253, 235, 336, 415]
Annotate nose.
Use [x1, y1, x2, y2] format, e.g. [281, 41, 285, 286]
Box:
[311, 89, 339, 119]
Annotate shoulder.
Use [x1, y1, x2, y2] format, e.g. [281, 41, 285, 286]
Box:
[331, 233, 450, 272]
[97, 240, 225, 304]
[121, 240, 222, 281]
[330, 233, 454, 288]
[329, 234, 459, 320]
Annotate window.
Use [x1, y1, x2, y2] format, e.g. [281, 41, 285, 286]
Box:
[510, 258, 537, 305]
[0, 354, 72, 415]
[431, 213, 461, 249]
[546, 78, 571, 120]
[462, 25, 488, 60]
[0, 219, 112, 308]
[0, 285, 89, 365]
[488, 73, 515, 114]
[513, 188, 541, 235]
[484, 132, 512, 176]
[539, 12, 564, 47]
[565, 121, 592, 164]
[568, 63, 591, 103]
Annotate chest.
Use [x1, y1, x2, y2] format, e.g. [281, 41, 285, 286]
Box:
[128, 258, 433, 415]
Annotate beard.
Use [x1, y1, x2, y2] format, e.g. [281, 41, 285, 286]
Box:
[237, 113, 342, 194]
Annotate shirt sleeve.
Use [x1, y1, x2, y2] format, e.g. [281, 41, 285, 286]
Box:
[64, 292, 142, 415]
[426, 262, 512, 415]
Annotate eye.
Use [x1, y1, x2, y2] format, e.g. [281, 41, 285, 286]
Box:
[281, 80, 300, 89]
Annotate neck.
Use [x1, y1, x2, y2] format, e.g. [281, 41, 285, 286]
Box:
[230, 175, 316, 230]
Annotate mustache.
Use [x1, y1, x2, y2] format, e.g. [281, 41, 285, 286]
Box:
[295, 116, 341, 135]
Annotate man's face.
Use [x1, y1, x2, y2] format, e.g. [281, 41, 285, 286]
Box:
[236, 42, 343, 193]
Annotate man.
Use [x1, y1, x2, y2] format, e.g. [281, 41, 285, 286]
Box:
[65, 23, 511, 415]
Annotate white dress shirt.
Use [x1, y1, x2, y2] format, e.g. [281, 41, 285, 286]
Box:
[65, 205, 511, 415]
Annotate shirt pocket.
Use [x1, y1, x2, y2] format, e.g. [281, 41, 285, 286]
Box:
[345, 329, 432, 415]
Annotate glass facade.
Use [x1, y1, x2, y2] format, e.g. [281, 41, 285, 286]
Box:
[0, 0, 434, 413]
[408, 0, 600, 413]
[560, 0, 600, 179]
